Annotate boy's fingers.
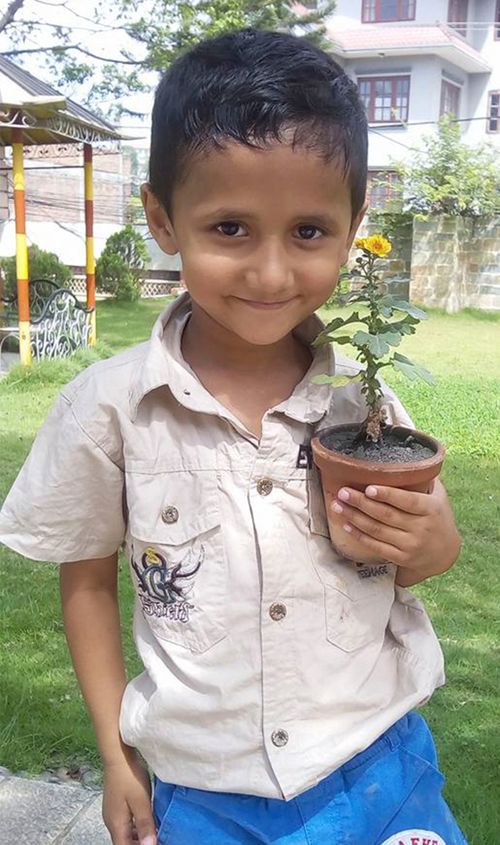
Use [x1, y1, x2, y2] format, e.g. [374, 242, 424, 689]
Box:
[338, 485, 431, 517]
[338, 504, 408, 548]
[133, 808, 157, 845]
[332, 493, 407, 530]
[342, 523, 411, 566]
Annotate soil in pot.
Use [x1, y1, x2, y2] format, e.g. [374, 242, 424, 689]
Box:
[320, 426, 435, 465]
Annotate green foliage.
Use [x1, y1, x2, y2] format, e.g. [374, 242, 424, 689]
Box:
[1, 343, 114, 392]
[133, 0, 337, 72]
[322, 266, 350, 309]
[368, 207, 413, 243]
[313, 237, 433, 438]
[0, 245, 72, 300]
[382, 116, 500, 218]
[96, 224, 149, 302]
[0, 1, 336, 113]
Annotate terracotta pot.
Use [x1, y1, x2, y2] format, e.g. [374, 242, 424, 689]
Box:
[311, 424, 445, 555]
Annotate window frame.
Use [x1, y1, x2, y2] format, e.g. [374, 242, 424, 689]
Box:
[357, 74, 411, 124]
[440, 78, 461, 117]
[487, 91, 500, 134]
[361, 0, 416, 23]
[447, 0, 468, 36]
[495, 0, 500, 40]
[367, 170, 400, 210]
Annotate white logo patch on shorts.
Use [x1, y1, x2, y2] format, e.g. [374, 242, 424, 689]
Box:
[379, 831, 446, 845]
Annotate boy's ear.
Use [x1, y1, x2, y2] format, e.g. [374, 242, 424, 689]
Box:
[141, 183, 179, 255]
[341, 200, 369, 265]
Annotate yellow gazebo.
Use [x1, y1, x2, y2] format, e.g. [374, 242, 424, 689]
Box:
[0, 56, 125, 365]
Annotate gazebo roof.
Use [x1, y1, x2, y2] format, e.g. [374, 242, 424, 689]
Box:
[0, 56, 124, 145]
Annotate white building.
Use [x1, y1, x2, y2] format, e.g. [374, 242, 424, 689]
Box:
[322, 0, 500, 202]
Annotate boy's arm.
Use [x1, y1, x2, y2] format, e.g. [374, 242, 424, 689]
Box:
[328, 478, 461, 587]
[60, 555, 157, 845]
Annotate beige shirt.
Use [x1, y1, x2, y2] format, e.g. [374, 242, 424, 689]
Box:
[0, 294, 445, 800]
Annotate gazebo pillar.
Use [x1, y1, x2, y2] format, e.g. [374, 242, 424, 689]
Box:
[83, 142, 96, 345]
[12, 124, 31, 366]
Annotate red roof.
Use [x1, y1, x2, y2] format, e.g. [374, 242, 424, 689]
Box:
[328, 23, 485, 64]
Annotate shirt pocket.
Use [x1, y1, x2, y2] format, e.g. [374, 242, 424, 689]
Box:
[125, 469, 227, 654]
[307, 466, 396, 653]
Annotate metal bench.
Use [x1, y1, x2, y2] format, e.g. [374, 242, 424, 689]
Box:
[0, 281, 94, 364]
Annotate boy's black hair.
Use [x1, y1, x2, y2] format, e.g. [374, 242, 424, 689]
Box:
[149, 28, 368, 219]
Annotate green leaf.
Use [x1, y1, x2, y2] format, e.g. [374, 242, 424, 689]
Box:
[332, 335, 356, 345]
[322, 317, 347, 334]
[312, 373, 362, 387]
[353, 330, 390, 358]
[392, 353, 435, 385]
[392, 300, 428, 320]
[381, 331, 403, 347]
[383, 317, 418, 336]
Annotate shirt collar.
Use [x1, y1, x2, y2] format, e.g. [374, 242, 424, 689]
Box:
[129, 293, 335, 423]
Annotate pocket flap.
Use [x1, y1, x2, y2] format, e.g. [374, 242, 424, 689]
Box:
[126, 471, 220, 545]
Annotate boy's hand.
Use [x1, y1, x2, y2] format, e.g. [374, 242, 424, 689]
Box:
[102, 747, 157, 845]
[328, 478, 461, 586]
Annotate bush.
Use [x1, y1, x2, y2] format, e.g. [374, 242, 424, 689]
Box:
[96, 252, 140, 302]
[96, 225, 149, 302]
[376, 116, 500, 219]
[0, 245, 72, 299]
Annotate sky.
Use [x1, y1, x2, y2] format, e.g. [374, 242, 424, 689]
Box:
[0, 0, 155, 143]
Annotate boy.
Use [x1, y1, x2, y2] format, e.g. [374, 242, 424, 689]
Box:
[0, 28, 465, 845]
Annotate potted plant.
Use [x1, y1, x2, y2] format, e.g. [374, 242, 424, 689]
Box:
[311, 234, 445, 539]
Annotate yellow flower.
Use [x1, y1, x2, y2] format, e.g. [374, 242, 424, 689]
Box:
[358, 234, 392, 257]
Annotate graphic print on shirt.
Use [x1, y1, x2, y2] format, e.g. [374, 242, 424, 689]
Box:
[379, 831, 447, 845]
[131, 544, 204, 624]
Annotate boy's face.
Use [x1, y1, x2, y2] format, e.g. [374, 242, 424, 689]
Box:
[143, 141, 365, 347]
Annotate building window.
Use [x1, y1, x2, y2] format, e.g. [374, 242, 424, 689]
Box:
[362, 0, 416, 22]
[440, 80, 461, 117]
[358, 76, 410, 123]
[368, 171, 400, 210]
[447, 0, 468, 36]
[487, 92, 500, 133]
[495, 0, 500, 40]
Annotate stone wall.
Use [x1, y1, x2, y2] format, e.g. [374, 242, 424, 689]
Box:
[358, 214, 500, 312]
[410, 216, 500, 312]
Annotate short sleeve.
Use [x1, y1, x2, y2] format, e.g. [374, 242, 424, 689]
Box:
[0, 393, 125, 563]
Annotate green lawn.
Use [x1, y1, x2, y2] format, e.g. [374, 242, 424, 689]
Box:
[0, 299, 499, 842]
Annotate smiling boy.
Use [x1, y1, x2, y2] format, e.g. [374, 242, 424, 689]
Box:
[0, 28, 465, 845]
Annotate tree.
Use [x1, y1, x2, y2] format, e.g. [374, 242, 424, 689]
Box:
[0, 0, 336, 115]
[0, 244, 72, 299]
[375, 115, 500, 220]
[96, 224, 149, 301]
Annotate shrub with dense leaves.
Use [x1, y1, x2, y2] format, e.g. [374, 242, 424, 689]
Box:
[0, 245, 72, 299]
[96, 225, 149, 302]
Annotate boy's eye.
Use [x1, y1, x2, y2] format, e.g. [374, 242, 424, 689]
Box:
[297, 225, 323, 241]
[216, 221, 246, 237]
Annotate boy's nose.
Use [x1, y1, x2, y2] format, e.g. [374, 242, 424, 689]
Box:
[246, 239, 294, 295]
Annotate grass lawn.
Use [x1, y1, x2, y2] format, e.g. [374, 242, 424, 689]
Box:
[0, 298, 499, 842]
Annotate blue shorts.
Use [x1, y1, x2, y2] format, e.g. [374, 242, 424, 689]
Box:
[153, 712, 468, 845]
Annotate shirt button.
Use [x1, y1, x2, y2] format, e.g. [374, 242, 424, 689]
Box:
[257, 478, 273, 496]
[161, 506, 179, 524]
[271, 729, 289, 748]
[269, 602, 287, 621]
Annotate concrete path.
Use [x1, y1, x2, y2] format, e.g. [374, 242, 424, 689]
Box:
[0, 350, 19, 376]
[0, 773, 111, 845]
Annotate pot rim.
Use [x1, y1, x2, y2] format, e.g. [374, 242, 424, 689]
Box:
[311, 423, 445, 473]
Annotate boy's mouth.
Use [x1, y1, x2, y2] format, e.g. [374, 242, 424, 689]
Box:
[235, 297, 296, 310]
